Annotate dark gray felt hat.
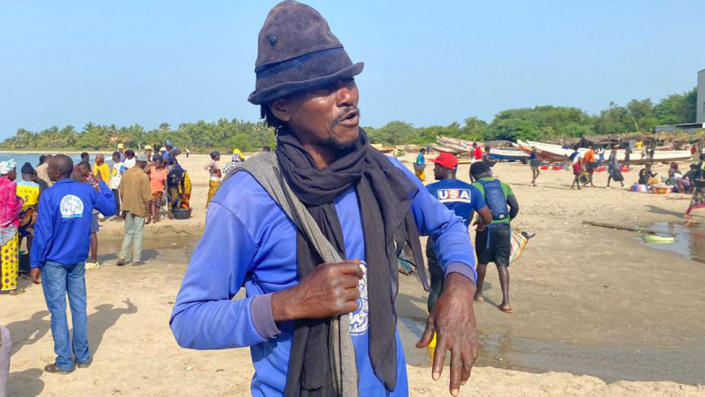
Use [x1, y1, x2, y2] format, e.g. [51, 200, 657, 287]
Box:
[247, 1, 364, 105]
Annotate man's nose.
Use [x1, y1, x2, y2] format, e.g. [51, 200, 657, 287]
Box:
[335, 81, 357, 106]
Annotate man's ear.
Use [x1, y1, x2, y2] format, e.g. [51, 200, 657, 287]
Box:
[270, 99, 291, 122]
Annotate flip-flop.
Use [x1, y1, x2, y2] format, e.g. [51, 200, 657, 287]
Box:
[9, 288, 26, 295]
[44, 363, 74, 374]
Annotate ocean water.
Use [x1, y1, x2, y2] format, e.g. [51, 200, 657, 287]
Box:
[0, 152, 107, 169]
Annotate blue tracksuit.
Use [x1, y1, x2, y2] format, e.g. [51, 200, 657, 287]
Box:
[170, 157, 476, 396]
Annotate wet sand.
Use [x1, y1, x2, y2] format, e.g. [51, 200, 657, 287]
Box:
[3, 153, 705, 395]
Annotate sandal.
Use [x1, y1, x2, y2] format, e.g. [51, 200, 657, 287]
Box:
[44, 363, 74, 374]
[9, 288, 26, 295]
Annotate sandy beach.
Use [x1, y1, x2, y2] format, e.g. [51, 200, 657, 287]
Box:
[3, 152, 705, 396]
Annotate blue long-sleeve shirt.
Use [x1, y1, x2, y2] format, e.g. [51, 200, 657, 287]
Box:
[30, 178, 116, 268]
[170, 157, 475, 396]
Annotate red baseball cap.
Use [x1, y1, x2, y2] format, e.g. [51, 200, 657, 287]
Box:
[432, 152, 458, 169]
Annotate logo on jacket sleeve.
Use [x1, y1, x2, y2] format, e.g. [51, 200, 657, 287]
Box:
[436, 188, 471, 203]
[60, 194, 84, 218]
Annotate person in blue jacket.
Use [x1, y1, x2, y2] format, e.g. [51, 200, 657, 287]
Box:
[170, 2, 480, 396]
[29, 155, 115, 374]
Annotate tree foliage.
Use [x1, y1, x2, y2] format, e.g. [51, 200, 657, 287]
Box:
[1, 88, 697, 150]
[1, 118, 276, 152]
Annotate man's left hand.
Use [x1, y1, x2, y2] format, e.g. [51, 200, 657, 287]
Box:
[30, 268, 42, 284]
[416, 271, 478, 396]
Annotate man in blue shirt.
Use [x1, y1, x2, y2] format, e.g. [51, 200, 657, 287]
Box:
[170, 3, 479, 396]
[425, 153, 492, 312]
[29, 155, 116, 374]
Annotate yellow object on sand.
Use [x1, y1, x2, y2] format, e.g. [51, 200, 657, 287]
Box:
[426, 332, 437, 360]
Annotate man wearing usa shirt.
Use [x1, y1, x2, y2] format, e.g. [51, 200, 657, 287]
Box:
[425, 153, 492, 312]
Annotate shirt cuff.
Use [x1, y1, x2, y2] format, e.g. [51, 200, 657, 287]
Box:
[250, 293, 280, 340]
[444, 262, 476, 284]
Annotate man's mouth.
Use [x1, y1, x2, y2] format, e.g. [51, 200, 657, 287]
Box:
[337, 109, 359, 126]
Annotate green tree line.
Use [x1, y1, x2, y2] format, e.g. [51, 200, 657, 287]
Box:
[1, 88, 696, 151]
[366, 88, 697, 145]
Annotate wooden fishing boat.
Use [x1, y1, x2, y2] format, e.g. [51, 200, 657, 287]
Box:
[516, 140, 691, 164]
[487, 147, 528, 162]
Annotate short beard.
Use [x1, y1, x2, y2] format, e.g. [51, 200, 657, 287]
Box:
[320, 133, 360, 152]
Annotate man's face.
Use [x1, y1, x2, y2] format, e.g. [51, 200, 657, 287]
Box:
[47, 159, 60, 182]
[96, 155, 104, 165]
[433, 163, 445, 180]
[78, 165, 91, 179]
[273, 78, 360, 150]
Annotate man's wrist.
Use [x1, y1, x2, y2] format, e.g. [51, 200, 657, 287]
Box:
[444, 272, 476, 296]
[271, 287, 300, 322]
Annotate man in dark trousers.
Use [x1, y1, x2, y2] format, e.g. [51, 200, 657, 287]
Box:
[470, 161, 519, 313]
[425, 152, 492, 313]
[29, 155, 115, 373]
[171, 2, 480, 396]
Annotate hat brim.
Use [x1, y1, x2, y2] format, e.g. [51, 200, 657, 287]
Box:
[248, 62, 364, 105]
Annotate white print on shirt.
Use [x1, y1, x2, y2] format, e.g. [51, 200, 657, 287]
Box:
[349, 262, 368, 336]
[436, 188, 471, 203]
[60, 194, 84, 218]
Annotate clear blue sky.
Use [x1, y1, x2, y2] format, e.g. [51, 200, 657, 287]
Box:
[1, 1, 704, 139]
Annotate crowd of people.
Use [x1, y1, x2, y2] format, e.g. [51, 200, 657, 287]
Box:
[0, 140, 197, 296]
[0, 137, 271, 383]
[528, 143, 705, 222]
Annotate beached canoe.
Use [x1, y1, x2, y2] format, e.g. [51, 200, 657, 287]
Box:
[516, 140, 691, 165]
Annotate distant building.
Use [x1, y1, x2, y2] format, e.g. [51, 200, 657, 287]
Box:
[656, 68, 705, 132]
[698, 68, 705, 123]
[654, 122, 705, 134]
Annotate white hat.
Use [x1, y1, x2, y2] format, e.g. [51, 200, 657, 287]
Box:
[0, 159, 16, 175]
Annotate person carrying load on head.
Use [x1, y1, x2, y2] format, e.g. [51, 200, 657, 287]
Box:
[470, 161, 520, 313]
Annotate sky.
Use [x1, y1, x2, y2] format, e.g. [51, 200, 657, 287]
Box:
[1, 1, 704, 140]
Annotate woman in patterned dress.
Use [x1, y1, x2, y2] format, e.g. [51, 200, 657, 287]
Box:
[0, 159, 24, 295]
